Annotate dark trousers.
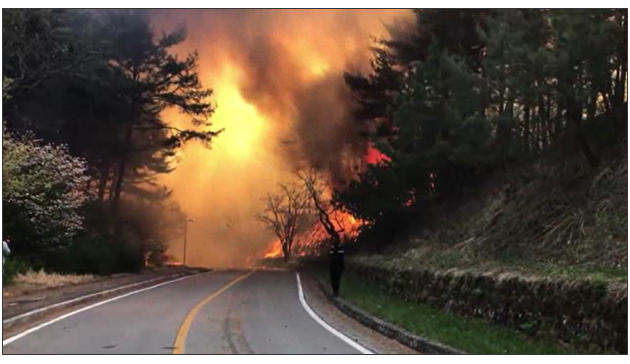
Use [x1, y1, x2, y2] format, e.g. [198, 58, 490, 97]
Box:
[330, 267, 343, 297]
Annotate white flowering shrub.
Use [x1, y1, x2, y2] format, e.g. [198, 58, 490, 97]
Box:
[3, 123, 92, 257]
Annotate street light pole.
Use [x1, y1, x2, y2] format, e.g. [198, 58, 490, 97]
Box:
[183, 218, 195, 266]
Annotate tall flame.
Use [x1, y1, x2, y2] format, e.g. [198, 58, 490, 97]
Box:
[149, 10, 412, 267]
[262, 209, 365, 259]
[264, 240, 284, 259]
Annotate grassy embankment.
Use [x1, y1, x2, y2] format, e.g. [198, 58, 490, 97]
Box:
[330, 156, 627, 354]
[337, 271, 573, 354]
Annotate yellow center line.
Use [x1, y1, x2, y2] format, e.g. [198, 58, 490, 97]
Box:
[172, 271, 255, 354]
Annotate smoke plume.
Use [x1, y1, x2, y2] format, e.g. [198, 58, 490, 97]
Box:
[149, 9, 411, 267]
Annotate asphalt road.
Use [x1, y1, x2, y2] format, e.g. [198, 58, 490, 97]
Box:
[2, 270, 369, 354]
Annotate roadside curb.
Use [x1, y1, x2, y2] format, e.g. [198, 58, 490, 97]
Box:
[312, 274, 466, 355]
[3, 268, 209, 330]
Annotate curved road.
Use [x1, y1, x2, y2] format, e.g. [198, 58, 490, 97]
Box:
[3, 270, 374, 354]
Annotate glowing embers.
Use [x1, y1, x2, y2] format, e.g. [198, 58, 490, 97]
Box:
[364, 142, 391, 166]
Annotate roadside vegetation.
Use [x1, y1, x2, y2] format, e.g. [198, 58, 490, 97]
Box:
[3, 9, 219, 277]
[332, 9, 627, 281]
[11, 270, 95, 289]
[3, 262, 96, 298]
[309, 9, 627, 355]
[338, 272, 574, 354]
[353, 154, 627, 283]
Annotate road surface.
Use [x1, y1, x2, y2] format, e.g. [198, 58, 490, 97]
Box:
[3, 270, 393, 354]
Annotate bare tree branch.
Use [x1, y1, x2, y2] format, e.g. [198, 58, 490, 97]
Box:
[298, 169, 343, 248]
[256, 182, 310, 261]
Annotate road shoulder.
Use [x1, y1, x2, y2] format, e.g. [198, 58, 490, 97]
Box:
[2, 267, 207, 339]
[298, 270, 420, 355]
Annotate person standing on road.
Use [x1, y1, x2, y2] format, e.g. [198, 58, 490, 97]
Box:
[3, 238, 11, 277]
[329, 241, 345, 297]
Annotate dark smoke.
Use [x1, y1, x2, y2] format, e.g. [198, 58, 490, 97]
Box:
[148, 9, 412, 267]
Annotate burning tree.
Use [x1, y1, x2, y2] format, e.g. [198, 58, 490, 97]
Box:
[256, 182, 310, 261]
[260, 170, 368, 259]
[298, 169, 347, 249]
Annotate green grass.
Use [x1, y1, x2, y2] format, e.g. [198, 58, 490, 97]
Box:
[336, 272, 575, 354]
[373, 250, 627, 284]
[518, 262, 627, 282]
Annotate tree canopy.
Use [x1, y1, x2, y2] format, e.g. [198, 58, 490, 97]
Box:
[336, 9, 627, 241]
[2, 9, 220, 272]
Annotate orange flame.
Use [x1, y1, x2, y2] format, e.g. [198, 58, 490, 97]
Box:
[263, 240, 284, 258]
[365, 142, 391, 166]
[262, 209, 366, 259]
[148, 10, 414, 267]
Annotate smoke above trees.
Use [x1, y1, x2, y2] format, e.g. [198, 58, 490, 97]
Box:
[150, 9, 412, 267]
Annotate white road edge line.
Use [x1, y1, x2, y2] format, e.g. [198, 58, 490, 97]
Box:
[3, 273, 181, 325]
[2, 272, 208, 347]
[295, 272, 374, 355]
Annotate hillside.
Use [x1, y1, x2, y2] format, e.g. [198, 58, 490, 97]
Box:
[353, 153, 627, 283]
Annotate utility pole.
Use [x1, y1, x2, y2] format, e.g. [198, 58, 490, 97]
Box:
[183, 218, 195, 266]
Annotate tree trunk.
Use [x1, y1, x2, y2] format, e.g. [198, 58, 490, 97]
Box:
[85, 177, 93, 195]
[618, 62, 627, 107]
[282, 241, 291, 262]
[112, 158, 126, 205]
[497, 87, 515, 155]
[614, 12, 627, 108]
[112, 122, 133, 207]
[111, 121, 134, 235]
[523, 104, 531, 154]
[542, 94, 550, 150]
[98, 161, 110, 202]
[107, 171, 116, 201]
[534, 106, 541, 154]
[587, 86, 598, 121]
[567, 99, 599, 167]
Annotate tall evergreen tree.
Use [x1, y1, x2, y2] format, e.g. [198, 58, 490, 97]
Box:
[338, 9, 627, 234]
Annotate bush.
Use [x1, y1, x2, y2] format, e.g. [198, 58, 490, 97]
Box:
[49, 233, 144, 276]
[44, 199, 175, 276]
[2, 123, 91, 260]
[146, 251, 165, 267]
[3, 257, 33, 284]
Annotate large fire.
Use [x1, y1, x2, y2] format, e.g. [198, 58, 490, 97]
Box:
[262, 209, 365, 259]
[262, 140, 391, 259]
[147, 10, 411, 267]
